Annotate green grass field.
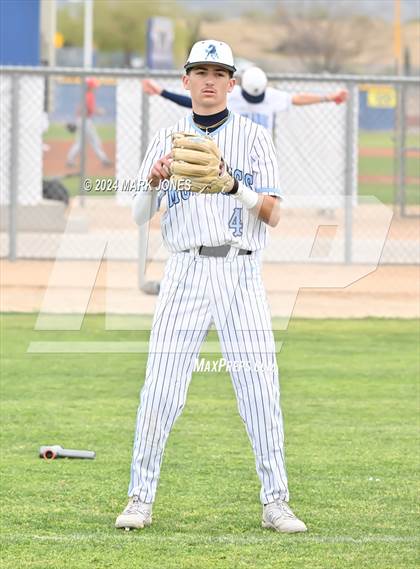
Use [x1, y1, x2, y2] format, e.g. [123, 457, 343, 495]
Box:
[58, 175, 117, 198]
[44, 123, 116, 143]
[358, 182, 419, 207]
[358, 131, 419, 206]
[359, 131, 420, 149]
[1, 315, 418, 568]
[359, 155, 419, 178]
[358, 156, 419, 206]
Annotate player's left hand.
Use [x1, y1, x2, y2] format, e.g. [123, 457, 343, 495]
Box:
[170, 133, 235, 194]
[142, 79, 163, 96]
[330, 89, 348, 104]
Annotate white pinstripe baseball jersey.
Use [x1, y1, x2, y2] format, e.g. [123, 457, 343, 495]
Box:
[136, 112, 281, 253]
[229, 86, 292, 132]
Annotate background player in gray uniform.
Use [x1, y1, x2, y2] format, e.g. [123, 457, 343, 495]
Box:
[66, 77, 112, 168]
[142, 66, 348, 132]
[115, 40, 307, 534]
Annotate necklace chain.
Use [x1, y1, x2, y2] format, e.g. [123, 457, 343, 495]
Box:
[193, 112, 229, 134]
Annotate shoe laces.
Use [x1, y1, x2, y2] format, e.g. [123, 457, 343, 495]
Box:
[125, 496, 150, 516]
[270, 500, 296, 521]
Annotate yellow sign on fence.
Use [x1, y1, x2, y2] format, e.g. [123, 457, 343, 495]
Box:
[54, 32, 64, 49]
[367, 86, 397, 109]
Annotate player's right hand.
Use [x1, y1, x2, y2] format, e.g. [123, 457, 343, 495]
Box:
[142, 79, 163, 96]
[330, 89, 348, 104]
[148, 153, 173, 187]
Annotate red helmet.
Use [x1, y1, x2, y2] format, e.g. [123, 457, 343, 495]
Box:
[86, 77, 99, 88]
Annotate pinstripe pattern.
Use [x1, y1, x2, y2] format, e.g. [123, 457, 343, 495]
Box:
[129, 253, 212, 502]
[207, 255, 288, 504]
[135, 113, 281, 254]
[128, 111, 289, 506]
[128, 253, 288, 504]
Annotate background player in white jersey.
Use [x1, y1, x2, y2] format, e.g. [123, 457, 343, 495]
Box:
[115, 40, 307, 534]
[142, 66, 348, 132]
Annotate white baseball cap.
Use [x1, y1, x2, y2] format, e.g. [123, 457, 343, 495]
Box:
[241, 67, 268, 96]
[185, 40, 236, 73]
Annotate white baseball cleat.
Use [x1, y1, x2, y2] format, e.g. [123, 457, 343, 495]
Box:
[115, 496, 152, 531]
[262, 500, 307, 533]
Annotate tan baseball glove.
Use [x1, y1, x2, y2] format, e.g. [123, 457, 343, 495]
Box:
[170, 132, 235, 194]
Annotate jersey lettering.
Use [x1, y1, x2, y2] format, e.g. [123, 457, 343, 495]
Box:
[167, 189, 191, 208]
[228, 207, 243, 237]
[233, 169, 254, 186]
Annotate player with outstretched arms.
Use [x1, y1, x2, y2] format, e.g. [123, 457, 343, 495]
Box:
[142, 65, 348, 132]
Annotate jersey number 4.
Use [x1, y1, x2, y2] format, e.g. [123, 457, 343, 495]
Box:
[228, 207, 243, 237]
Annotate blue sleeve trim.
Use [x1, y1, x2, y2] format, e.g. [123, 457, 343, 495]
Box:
[161, 90, 192, 108]
[255, 187, 281, 196]
[157, 191, 164, 210]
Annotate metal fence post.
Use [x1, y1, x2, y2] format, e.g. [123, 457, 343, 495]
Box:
[79, 76, 88, 206]
[138, 82, 150, 289]
[140, 76, 150, 182]
[396, 83, 407, 216]
[8, 75, 20, 261]
[344, 82, 356, 265]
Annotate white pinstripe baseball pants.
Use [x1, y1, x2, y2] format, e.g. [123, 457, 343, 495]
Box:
[128, 250, 289, 505]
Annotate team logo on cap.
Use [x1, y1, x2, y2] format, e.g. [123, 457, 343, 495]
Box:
[205, 44, 218, 61]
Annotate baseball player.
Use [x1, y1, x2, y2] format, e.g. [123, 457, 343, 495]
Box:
[142, 66, 348, 132]
[115, 40, 307, 534]
[66, 77, 112, 168]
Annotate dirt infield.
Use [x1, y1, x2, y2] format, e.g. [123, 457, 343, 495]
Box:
[359, 174, 420, 185]
[44, 141, 115, 177]
[1, 259, 418, 319]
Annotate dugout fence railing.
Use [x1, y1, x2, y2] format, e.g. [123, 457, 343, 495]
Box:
[0, 67, 419, 270]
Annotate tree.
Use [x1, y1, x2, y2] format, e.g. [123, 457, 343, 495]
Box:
[94, 1, 166, 66]
[57, 2, 83, 47]
[57, 0, 200, 67]
[274, 1, 374, 73]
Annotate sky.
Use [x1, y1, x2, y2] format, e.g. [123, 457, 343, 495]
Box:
[59, 0, 420, 22]
[178, 0, 420, 21]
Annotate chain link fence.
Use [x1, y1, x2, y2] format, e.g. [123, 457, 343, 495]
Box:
[0, 67, 419, 268]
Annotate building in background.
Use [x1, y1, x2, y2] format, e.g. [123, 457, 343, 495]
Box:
[0, 0, 41, 65]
